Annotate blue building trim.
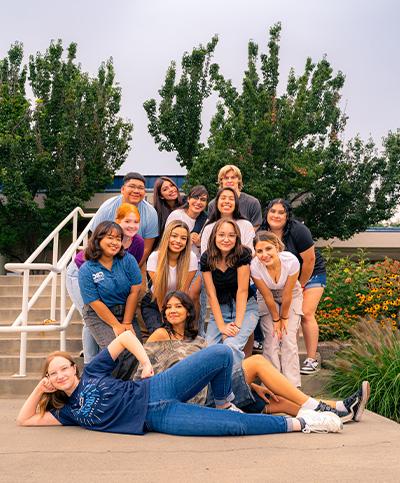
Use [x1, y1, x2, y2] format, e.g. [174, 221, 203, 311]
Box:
[104, 175, 186, 192]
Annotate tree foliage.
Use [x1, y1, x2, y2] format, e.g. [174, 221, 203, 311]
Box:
[146, 24, 400, 239]
[0, 41, 132, 260]
[143, 36, 218, 169]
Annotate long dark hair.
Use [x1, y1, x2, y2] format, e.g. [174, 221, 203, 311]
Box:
[206, 219, 249, 270]
[85, 221, 124, 261]
[182, 185, 209, 211]
[262, 198, 293, 241]
[161, 291, 198, 340]
[206, 187, 245, 225]
[153, 177, 183, 235]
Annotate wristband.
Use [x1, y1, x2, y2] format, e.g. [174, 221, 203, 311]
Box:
[122, 322, 132, 325]
[233, 323, 241, 329]
[272, 318, 280, 323]
[280, 317, 289, 320]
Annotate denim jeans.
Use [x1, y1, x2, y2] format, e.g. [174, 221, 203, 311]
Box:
[66, 261, 99, 363]
[206, 297, 259, 364]
[145, 345, 288, 436]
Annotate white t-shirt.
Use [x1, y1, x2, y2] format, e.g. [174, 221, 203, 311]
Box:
[200, 219, 255, 255]
[165, 209, 200, 259]
[250, 251, 302, 300]
[147, 250, 198, 293]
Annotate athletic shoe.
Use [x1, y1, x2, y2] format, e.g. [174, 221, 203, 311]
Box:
[297, 408, 343, 433]
[253, 341, 263, 353]
[225, 403, 244, 413]
[342, 381, 370, 422]
[314, 401, 350, 422]
[300, 358, 319, 374]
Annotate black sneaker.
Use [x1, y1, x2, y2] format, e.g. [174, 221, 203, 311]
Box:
[343, 381, 370, 422]
[300, 358, 319, 374]
[314, 401, 351, 422]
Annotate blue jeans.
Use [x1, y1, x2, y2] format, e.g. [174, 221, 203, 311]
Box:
[145, 345, 288, 436]
[304, 273, 327, 289]
[66, 261, 99, 363]
[206, 297, 259, 364]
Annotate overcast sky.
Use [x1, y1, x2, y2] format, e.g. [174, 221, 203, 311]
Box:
[2, 0, 399, 175]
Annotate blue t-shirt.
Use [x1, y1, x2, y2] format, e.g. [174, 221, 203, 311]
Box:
[78, 253, 142, 307]
[89, 195, 159, 239]
[50, 349, 150, 434]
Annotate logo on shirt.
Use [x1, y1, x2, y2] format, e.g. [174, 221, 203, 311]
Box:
[92, 271, 105, 284]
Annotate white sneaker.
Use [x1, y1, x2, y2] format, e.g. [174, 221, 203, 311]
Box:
[300, 358, 319, 375]
[226, 403, 244, 413]
[297, 408, 343, 433]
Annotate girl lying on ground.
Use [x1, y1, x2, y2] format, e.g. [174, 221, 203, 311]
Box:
[17, 332, 345, 436]
[139, 291, 370, 423]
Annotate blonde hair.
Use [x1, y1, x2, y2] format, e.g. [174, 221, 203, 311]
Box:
[218, 165, 243, 190]
[38, 352, 79, 415]
[152, 221, 192, 303]
[115, 203, 140, 222]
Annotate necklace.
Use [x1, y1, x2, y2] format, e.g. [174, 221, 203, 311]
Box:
[171, 330, 185, 340]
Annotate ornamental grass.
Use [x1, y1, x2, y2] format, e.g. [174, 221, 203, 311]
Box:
[327, 317, 400, 423]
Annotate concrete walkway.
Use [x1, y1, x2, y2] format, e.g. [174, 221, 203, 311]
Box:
[1, 399, 399, 483]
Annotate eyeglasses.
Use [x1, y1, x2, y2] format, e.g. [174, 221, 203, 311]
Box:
[125, 184, 145, 192]
[190, 195, 208, 202]
[47, 364, 74, 380]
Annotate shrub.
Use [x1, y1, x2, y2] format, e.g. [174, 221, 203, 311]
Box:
[327, 317, 400, 423]
[317, 250, 400, 341]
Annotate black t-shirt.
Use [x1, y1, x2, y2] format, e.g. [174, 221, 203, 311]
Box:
[200, 248, 253, 305]
[283, 220, 326, 276]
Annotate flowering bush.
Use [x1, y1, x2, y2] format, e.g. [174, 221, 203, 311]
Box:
[356, 259, 400, 322]
[317, 250, 399, 341]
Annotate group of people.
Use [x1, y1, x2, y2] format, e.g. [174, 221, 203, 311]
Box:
[17, 165, 370, 438]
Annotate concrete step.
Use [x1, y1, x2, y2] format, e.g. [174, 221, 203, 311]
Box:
[0, 307, 81, 324]
[0, 295, 73, 309]
[0, 353, 84, 374]
[0, 356, 85, 398]
[0, 321, 83, 339]
[0, 275, 54, 285]
[300, 368, 332, 397]
[0, 337, 82, 354]
[0, 285, 55, 296]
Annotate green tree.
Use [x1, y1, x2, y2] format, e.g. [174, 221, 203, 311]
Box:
[143, 36, 218, 170]
[0, 41, 133, 261]
[147, 24, 400, 239]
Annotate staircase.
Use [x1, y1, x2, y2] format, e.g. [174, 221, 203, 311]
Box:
[0, 275, 83, 397]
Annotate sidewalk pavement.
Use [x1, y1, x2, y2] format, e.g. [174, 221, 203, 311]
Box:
[1, 399, 399, 483]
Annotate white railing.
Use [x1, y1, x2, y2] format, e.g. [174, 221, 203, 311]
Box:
[3, 207, 94, 377]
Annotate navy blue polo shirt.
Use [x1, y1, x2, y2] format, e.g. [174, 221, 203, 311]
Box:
[78, 253, 142, 307]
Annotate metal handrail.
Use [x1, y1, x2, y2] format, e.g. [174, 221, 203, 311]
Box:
[3, 207, 94, 377]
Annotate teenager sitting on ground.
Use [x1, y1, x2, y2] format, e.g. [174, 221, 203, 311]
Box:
[139, 290, 370, 422]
